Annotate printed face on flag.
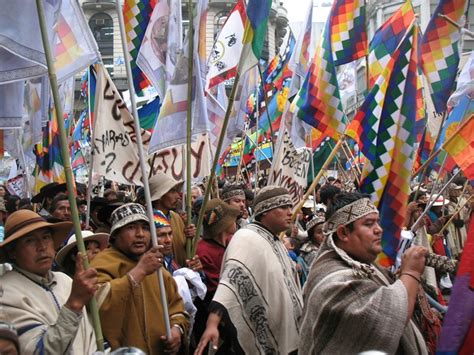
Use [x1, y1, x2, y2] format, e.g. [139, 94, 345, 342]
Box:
[137, 0, 182, 99]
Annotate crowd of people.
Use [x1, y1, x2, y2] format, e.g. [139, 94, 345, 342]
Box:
[0, 171, 471, 354]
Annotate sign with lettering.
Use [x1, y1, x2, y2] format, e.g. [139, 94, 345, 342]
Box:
[268, 131, 311, 205]
[7, 174, 26, 198]
[148, 133, 211, 182]
[92, 65, 151, 185]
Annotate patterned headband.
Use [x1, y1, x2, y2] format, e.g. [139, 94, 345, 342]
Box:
[253, 194, 293, 216]
[323, 198, 378, 235]
[306, 216, 325, 231]
[222, 189, 245, 201]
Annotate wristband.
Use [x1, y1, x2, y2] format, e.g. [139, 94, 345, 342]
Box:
[400, 272, 421, 284]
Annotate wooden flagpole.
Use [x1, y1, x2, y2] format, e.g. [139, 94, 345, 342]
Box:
[291, 137, 344, 221]
[35, 0, 104, 350]
[85, 66, 95, 229]
[115, 0, 171, 338]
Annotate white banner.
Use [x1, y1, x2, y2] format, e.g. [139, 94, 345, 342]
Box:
[7, 174, 26, 198]
[92, 65, 150, 185]
[268, 131, 311, 205]
[148, 133, 211, 182]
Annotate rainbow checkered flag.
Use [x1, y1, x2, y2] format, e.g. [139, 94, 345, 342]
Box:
[347, 23, 423, 266]
[237, 0, 272, 75]
[296, 0, 367, 140]
[368, 1, 415, 88]
[123, 0, 157, 95]
[421, 0, 468, 113]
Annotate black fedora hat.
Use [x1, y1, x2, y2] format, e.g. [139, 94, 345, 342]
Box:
[31, 183, 68, 203]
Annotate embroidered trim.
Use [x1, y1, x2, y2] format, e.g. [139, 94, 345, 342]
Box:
[323, 198, 378, 235]
[326, 233, 376, 278]
[221, 189, 245, 201]
[247, 224, 302, 332]
[223, 261, 279, 354]
[253, 195, 293, 216]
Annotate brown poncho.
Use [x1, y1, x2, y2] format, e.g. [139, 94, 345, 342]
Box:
[299, 234, 428, 354]
[91, 247, 189, 354]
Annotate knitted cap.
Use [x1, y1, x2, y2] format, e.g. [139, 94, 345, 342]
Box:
[253, 186, 292, 217]
[221, 184, 245, 201]
[153, 209, 171, 229]
[203, 199, 240, 238]
[306, 215, 325, 231]
[110, 203, 149, 235]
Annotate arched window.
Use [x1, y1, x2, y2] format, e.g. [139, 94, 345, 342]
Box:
[214, 11, 228, 39]
[89, 12, 113, 57]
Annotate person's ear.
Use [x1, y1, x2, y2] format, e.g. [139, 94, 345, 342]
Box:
[335, 225, 350, 243]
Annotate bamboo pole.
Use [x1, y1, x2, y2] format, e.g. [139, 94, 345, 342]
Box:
[185, 0, 194, 260]
[35, 0, 104, 350]
[115, 0, 171, 338]
[193, 73, 241, 255]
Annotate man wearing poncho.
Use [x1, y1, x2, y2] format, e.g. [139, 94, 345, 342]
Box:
[299, 192, 429, 354]
[196, 186, 303, 355]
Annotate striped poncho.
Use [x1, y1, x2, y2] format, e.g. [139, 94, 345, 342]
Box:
[299, 234, 428, 354]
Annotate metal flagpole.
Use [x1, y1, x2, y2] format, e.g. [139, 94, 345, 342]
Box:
[115, 0, 171, 338]
[35, 0, 104, 350]
[410, 170, 462, 232]
[185, 0, 194, 259]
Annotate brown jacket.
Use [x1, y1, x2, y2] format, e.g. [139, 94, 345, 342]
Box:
[91, 247, 189, 354]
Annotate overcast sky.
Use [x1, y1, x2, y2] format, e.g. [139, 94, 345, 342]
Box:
[283, 0, 333, 23]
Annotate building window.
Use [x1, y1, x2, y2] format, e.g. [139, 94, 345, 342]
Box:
[89, 12, 113, 57]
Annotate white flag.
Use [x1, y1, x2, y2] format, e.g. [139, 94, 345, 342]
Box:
[92, 65, 150, 185]
[0, 0, 58, 83]
[205, 0, 246, 91]
[0, 0, 100, 83]
[137, 0, 182, 99]
[148, 0, 209, 153]
[53, 0, 101, 82]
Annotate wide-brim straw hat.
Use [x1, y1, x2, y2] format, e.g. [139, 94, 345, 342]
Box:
[149, 172, 184, 201]
[203, 199, 240, 239]
[0, 209, 72, 263]
[55, 230, 109, 267]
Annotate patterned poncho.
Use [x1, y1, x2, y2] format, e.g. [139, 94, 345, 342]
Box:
[213, 222, 303, 354]
[299, 234, 428, 354]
